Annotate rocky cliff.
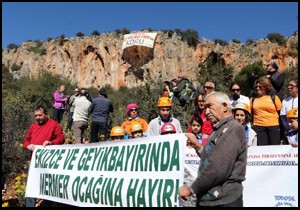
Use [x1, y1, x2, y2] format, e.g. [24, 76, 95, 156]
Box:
[2, 31, 298, 89]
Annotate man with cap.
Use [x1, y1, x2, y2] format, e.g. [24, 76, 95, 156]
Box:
[88, 87, 114, 142]
[266, 61, 285, 101]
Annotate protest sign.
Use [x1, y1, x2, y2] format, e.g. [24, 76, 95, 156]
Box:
[25, 134, 186, 207]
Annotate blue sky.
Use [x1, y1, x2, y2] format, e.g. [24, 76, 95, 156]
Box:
[2, 2, 298, 49]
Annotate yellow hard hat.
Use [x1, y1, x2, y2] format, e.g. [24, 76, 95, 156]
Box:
[287, 108, 298, 118]
[129, 121, 143, 133]
[233, 103, 251, 114]
[110, 126, 125, 137]
[157, 97, 172, 107]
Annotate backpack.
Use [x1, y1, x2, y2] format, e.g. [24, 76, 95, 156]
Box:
[176, 78, 196, 106]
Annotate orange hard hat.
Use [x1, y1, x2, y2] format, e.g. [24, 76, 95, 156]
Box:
[129, 121, 143, 133]
[110, 126, 125, 137]
[287, 108, 298, 118]
[157, 97, 172, 107]
[233, 103, 251, 114]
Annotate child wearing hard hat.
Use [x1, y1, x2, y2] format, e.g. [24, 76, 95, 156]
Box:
[286, 107, 298, 148]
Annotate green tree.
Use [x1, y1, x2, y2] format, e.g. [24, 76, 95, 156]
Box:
[115, 28, 130, 35]
[7, 43, 19, 50]
[91, 30, 100, 36]
[284, 65, 298, 97]
[76, 32, 85, 38]
[11, 63, 21, 71]
[199, 52, 234, 94]
[234, 61, 267, 97]
[58, 34, 65, 46]
[267, 33, 286, 46]
[246, 38, 254, 45]
[183, 29, 199, 48]
[232, 38, 241, 44]
[214, 39, 228, 46]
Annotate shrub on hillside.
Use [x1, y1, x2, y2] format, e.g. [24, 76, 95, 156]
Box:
[199, 51, 234, 94]
[267, 33, 286, 46]
[284, 65, 298, 97]
[161, 29, 174, 38]
[183, 29, 199, 48]
[11, 63, 21, 71]
[76, 32, 85, 38]
[246, 38, 255, 45]
[115, 28, 130, 35]
[7, 43, 19, 51]
[232, 38, 241, 44]
[234, 61, 267, 97]
[214, 39, 228, 46]
[91, 30, 100, 36]
[2, 66, 79, 177]
[58, 34, 66, 46]
[2, 92, 35, 176]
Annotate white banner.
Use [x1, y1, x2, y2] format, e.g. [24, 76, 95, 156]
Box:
[184, 145, 298, 207]
[25, 134, 186, 207]
[122, 32, 157, 50]
[244, 145, 298, 207]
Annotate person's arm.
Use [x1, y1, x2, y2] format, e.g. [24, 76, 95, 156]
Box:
[88, 102, 94, 115]
[50, 123, 65, 145]
[280, 115, 292, 133]
[147, 120, 155, 137]
[109, 102, 114, 113]
[23, 126, 34, 150]
[141, 119, 148, 132]
[54, 91, 67, 103]
[178, 133, 203, 201]
[185, 133, 204, 155]
[178, 186, 193, 201]
[69, 95, 75, 105]
[291, 142, 298, 148]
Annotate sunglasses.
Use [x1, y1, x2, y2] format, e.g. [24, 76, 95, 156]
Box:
[74, 90, 79, 92]
[198, 100, 205, 102]
[130, 108, 138, 112]
[231, 89, 240, 92]
[288, 84, 297, 88]
[255, 85, 263, 89]
[204, 86, 214, 89]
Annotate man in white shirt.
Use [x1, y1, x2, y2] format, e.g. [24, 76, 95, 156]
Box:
[72, 88, 92, 144]
[148, 97, 182, 136]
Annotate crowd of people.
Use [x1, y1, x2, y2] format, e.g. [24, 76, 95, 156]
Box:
[22, 61, 298, 207]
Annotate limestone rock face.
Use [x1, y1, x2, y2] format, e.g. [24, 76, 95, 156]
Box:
[2, 32, 298, 89]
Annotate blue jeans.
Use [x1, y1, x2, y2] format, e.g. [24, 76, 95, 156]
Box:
[53, 108, 65, 123]
[26, 197, 36, 207]
[66, 112, 74, 131]
[25, 162, 36, 207]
